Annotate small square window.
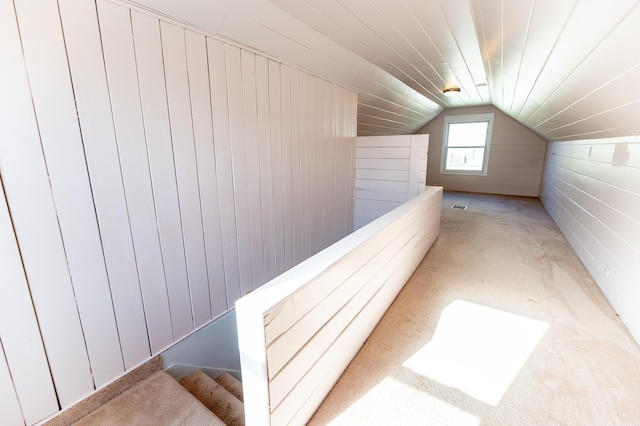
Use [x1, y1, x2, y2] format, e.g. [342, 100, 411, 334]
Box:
[441, 113, 494, 175]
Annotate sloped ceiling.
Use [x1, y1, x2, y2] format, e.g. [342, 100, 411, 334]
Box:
[126, 0, 640, 141]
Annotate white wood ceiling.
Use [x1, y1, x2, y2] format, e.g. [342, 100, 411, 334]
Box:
[125, 0, 640, 140]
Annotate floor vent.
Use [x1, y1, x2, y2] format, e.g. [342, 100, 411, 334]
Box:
[451, 205, 467, 210]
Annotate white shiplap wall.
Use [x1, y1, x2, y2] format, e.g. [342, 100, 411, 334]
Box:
[354, 134, 428, 228]
[0, 0, 356, 423]
[540, 138, 640, 344]
[418, 105, 547, 197]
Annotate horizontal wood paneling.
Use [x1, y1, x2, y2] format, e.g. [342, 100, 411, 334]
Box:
[541, 138, 640, 345]
[419, 105, 546, 196]
[356, 169, 411, 181]
[355, 134, 429, 228]
[356, 158, 412, 170]
[0, 1, 356, 423]
[236, 187, 443, 425]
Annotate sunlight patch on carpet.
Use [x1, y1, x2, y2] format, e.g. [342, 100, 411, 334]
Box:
[403, 299, 548, 406]
[329, 376, 480, 426]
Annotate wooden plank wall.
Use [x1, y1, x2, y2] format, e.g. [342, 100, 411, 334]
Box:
[355, 134, 429, 228]
[236, 187, 443, 425]
[0, 0, 356, 423]
[540, 138, 640, 344]
[418, 105, 546, 197]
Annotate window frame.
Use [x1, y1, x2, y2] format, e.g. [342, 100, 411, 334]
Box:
[440, 113, 495, 176]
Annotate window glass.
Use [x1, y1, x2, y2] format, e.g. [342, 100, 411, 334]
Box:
[441, 114, 494, 175]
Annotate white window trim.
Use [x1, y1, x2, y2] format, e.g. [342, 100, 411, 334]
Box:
[440, 113, 494, 176]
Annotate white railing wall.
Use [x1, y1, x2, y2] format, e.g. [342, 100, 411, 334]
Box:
[236, 186, 443, 425]
[355, 134, 429, 229]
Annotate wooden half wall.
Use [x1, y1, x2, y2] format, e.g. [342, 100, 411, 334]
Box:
[236, 186, 443, 425]
[0, 0, 356, 423]
[355, 134, 429, 229]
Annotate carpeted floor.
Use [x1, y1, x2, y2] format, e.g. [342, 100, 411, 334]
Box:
[309, 191, 640, 425]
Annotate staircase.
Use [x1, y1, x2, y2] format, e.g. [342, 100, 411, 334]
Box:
[73, 370, 245, 425]
[179, 370, 244, 425]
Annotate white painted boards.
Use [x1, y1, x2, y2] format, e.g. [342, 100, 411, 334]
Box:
[355, 134, 429, 228]
[0, 0, 357, 423]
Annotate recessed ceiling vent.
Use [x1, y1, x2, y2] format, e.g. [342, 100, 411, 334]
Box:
[451, 205, 467, 210]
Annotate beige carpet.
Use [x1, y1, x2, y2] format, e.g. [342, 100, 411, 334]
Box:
[73, 371, 223, 425]
[309, 192, 640, 425]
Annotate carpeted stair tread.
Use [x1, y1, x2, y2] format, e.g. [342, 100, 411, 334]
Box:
[215, 372, 244, 402]
[180, 370, 245, 426]
[73, 370, 225, 425]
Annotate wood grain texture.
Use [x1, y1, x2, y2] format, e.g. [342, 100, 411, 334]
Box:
[236, 187, 442, 425]
[267, 207, 435, 410]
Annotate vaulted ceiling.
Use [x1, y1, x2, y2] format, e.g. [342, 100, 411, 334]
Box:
[127, 0, 640, 141]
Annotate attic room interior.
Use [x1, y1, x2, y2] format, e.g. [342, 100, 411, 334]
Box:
[1, 0, 639, 425]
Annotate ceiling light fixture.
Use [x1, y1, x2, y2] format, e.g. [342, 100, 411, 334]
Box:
[443, 87, 461, 97]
